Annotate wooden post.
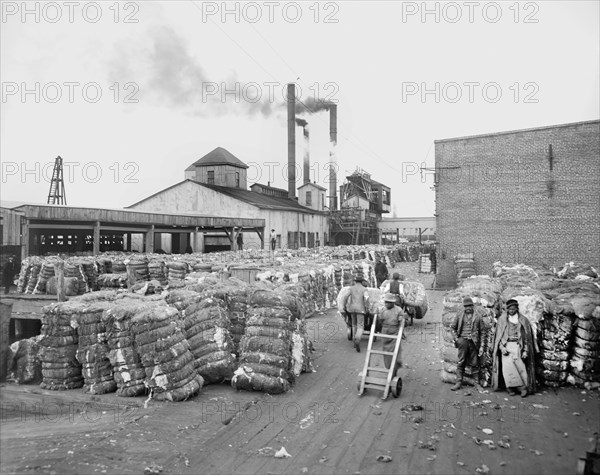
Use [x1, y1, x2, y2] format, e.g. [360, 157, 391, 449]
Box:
[0, 301, 13, 383]
[145, 225, 155, 253]
[93, 220, 100, 255]
[55, 260, 66, 302]
[21, 217, 29, 261]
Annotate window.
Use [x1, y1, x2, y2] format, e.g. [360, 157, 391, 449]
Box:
[207, 170, 214, 185]
[235, 172, 240, 188]
[306, 191, 312, 206]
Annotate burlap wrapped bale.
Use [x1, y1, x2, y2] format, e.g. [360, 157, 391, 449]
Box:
[130, 305, 203, 401]
[183, 298, 236, 383]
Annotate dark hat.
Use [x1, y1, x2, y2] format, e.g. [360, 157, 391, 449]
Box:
[506, 298, 519, 308]
[392, 272, 400, 279]
[463, 296, 474, 306]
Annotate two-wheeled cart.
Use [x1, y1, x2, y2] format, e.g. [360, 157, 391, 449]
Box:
[357, 314, 404, 399]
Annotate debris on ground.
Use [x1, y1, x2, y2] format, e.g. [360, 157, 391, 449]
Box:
[144, 464, 163, 475]
[274, 446, 292, 458]
[376, 455, 392, 462]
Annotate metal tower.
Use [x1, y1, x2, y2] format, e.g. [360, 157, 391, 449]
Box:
[47, 155, 67, 205]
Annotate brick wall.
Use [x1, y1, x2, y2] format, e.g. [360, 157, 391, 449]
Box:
[434, 120, 600, 287]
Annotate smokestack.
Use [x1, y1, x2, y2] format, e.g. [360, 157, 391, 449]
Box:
[303, 124, 310, 185]
[287, 83, 296, 199]
[329, 104, 337, 210]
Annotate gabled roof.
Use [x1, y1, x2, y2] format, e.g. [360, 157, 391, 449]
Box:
[197, 181, 320, 213]
[185, 147, 249, 171]
[298, 182, 327, 191]
[128, 180, 327, 215]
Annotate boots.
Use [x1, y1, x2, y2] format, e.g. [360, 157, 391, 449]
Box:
[451, 369, 463, 391]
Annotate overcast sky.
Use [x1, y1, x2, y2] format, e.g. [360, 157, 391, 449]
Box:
[1, 1, 598, 217]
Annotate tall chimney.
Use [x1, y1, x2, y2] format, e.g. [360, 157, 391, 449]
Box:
[329, 104, 337, 210]
[287, 83, 296, 199]
[303, 124, 310, 185]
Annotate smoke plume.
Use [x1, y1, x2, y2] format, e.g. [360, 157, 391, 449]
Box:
[108, 26, 275, 117]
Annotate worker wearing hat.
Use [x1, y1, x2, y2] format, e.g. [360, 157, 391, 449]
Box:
[340, 274, 369, 352]
[450, 296, 485, 391]
[491, 298, 538, 397]
[379, 293, 408, 377]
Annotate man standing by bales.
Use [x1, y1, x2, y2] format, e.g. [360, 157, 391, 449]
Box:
[3, 255, 19, 294]
[450, 296, 484, 391]
[341, 274, 369, 352]
[375, 258, 389, 288]
[491, 299, 538, 397]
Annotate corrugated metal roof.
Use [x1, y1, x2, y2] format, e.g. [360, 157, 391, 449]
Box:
[186, 147, 249, 170]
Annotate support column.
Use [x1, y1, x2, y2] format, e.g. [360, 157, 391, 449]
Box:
[21, 218, 29, 260]
[93, 221, 100, 255]
[179, 233, 188, 253]
[145, 225, 155, 253]
[192, 227, 199, 252]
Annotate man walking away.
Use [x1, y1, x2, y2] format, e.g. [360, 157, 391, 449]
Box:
[341, 274, 369, 352]
[450, 296, 484, 391]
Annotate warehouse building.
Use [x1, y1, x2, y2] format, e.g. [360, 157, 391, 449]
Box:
[0, 202, 264, 260]
[127, 147, 330, 251]
[434, 119, 600, 288]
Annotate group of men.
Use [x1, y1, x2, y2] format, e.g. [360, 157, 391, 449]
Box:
[341, 258, 538, 397]
[451, 296, 537, 397]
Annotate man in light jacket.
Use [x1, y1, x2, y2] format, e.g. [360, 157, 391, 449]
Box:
[342, 274, 369, 352]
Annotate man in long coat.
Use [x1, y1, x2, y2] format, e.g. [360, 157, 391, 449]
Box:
[491, 299, 538, 397]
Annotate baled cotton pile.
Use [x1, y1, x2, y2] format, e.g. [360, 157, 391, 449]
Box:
[232, 288, 311, 393]
[71, 301, 117, 394]
[7, 336, 42, 384]
[455, 254, 476, 281]
[182, 297, 236, 383]
[104, 298, 163, 397]
[130, 306, 203, 401]
[39, 302, 83, 390]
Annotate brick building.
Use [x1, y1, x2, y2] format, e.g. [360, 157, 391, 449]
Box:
[434, 120, 600, 288]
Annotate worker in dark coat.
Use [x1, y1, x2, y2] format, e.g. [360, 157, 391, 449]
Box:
[374, 258, 388, 288]
[341, 274, 369, 352]
[491, 299, 538, 397]
[450, 296, 484, 390]
[3, 255, 19, 294]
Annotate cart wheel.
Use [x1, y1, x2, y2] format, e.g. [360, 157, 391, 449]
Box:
[347, 326, 353, 341]
[391, 377, 403, 398]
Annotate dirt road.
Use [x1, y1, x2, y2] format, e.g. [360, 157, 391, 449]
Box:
[1, 262, 598, 474]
